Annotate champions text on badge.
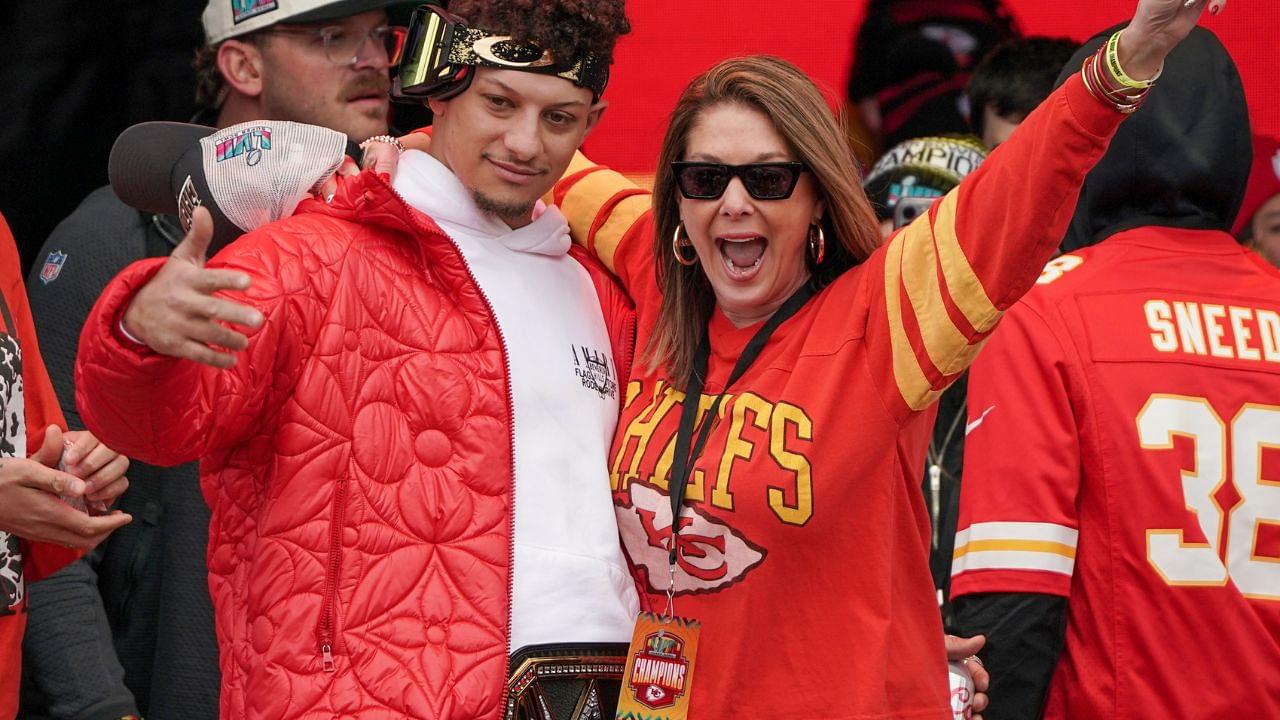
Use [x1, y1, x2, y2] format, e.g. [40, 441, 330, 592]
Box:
[616, 613, 700, 720]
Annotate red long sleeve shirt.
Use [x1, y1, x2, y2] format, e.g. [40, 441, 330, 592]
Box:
[553, 74, 1123, 718]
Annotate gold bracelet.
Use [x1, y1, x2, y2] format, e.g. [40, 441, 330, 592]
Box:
[1081, 50, 1146, 114]
[1105, 30, 1162, 89]
[358, 134, 405, 153]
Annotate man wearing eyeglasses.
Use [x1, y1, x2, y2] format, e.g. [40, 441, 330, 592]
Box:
[69, 1, 636, 718]
[193, 0, 409, 144]
[20, 3, 409, 719]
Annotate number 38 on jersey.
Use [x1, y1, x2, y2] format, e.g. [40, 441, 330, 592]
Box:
[1137, 395, 1280, 599]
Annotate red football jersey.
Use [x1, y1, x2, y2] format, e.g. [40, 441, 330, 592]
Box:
[556, 75, 1124, 718]
[953, 227, 1280, 718]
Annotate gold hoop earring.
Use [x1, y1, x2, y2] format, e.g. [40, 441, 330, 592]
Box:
[808, 223, 826, 265]
[673, 223, 698, 266]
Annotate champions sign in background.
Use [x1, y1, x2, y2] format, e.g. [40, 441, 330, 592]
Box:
[582, 0, 1279, 176]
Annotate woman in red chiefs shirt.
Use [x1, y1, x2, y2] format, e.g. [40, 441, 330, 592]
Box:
[145, 0, 1222, 713]
[548, 1, 1221, 716]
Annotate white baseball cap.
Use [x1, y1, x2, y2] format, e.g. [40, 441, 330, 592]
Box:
[203, 0, 404, 44]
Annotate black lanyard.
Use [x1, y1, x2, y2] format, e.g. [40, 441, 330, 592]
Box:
[666, 282, 816, 565]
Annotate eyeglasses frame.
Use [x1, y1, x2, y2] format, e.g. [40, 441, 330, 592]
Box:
[260, 23, 408, 68]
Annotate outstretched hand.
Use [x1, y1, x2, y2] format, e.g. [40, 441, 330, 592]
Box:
[1122, 0, 1227, 79]
[121, 206, 263, 368]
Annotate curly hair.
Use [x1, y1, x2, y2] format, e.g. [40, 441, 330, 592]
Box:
[448, 0, 630, 67]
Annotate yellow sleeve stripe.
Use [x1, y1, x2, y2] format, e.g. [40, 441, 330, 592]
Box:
[900, 212, 973, 376]
[932, 191, 1001, 333]
[953, 539, 1077, 559]
[883, 233, 941, 411]
[563, 149, 596, 179]
[951, 524, 1079, 576]
[591, 194, 652, 273]
[950, 548, 1076, 577]
[541, 150, 596, 206]
[558, 167, 647, 272]
[885, 189, 1010, 410]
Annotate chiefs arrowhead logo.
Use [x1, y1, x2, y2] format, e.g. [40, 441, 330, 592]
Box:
[617, 482, 766, 594]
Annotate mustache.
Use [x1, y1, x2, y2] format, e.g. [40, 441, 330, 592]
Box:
[483, 153, 550, 176]
[343, 73, 391, 101]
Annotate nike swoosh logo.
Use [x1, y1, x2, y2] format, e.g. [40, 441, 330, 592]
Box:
[965, 405, 995, 436]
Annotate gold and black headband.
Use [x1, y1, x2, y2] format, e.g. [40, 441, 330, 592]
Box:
[392, 5, 610, 103]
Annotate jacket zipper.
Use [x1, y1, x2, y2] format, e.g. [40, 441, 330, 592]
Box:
[619, 304, 637, 395]
[317, 474, 348, 672]
[382, 185, 519, 718]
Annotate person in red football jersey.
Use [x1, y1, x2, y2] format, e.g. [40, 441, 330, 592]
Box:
[543, 1, 1219, 716]
[99, 0, 1222, 715]
[950, 22, 1279, 720]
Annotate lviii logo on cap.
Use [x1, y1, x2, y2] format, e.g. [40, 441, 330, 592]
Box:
[231, 0, 278, 24]
[215, 126, 272, 166]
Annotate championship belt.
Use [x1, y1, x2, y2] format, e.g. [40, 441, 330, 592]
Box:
[505, 643, 629, 720]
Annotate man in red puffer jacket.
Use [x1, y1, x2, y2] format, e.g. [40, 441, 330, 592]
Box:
[74, 2, 639, 718]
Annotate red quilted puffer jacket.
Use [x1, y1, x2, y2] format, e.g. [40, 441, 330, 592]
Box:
[74, 170, 635, 719]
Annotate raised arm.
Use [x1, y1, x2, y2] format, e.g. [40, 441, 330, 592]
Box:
[868, 0, 1219, 416]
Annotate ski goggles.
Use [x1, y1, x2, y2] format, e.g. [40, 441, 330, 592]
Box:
[672, 161, 810, 201]
[392, 4, 610, 102]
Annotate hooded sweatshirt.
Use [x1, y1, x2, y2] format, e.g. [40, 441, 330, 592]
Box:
[393, 151, 640, 652]
[1058, 24, 1251, 252]
[952, 26, 1280, 720]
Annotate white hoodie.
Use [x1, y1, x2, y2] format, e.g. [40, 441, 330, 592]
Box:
[393, 151, 639, 651]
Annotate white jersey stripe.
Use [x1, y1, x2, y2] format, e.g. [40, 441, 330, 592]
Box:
[954, 521, 1079, 548]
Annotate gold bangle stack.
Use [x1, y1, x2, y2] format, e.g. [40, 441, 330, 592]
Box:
[1079, 30, 1159, 114]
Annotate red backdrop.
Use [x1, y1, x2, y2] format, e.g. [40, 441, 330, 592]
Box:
[583, 0, 1279, 173]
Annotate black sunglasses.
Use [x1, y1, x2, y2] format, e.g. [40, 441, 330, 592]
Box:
[672, 161, 808, 200]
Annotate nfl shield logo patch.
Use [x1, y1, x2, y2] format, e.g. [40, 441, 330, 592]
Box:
[39, 251, 66, 285]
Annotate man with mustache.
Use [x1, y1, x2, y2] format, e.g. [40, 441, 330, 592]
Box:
[73, 1, 637, 717]
[21, 2, 408, 718]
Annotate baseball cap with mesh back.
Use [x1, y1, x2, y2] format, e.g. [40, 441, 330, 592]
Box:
[109, 120, 347, 248]
[203, 0, 407, 44]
